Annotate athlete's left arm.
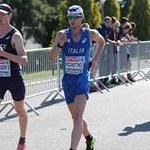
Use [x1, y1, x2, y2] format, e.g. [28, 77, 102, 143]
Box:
[89, 29, 105, 71]
[0, 31, 28, 65]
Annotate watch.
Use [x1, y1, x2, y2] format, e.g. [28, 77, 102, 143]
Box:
[57, 43, 63, 48]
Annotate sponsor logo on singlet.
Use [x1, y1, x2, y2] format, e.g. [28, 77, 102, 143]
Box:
[65, 56, 85, 75]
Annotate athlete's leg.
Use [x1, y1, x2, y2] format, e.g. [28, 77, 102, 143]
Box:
[14, 100, 28, 138]
[68, 102, 90, 137]
[11, 79, 27, 150]
[67, 94, 87, 150]
[14, 99, 28, 150]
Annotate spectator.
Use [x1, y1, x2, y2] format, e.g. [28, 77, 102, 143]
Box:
[109, 20, 123, 85]
[97, 16, 112, 41]
[97, 16, 113, 88]
[121, 22, 136, 82]
[82, 22, 99, 92]
[119, 17, 129, 39]
[129, 22, 138, 41]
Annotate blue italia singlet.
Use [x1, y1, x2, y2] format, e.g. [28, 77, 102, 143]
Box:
[62, 27, 90, 85]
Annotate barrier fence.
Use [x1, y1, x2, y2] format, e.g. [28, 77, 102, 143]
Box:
[0, 41, 150, 117]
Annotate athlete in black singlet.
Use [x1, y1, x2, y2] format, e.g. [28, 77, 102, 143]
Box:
[0, 3, 28, 150]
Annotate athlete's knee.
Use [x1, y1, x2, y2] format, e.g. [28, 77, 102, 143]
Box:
[14, 101, 26, 115]
[15, 106, 26, 114]
[15, 107, 27, 118]
[72, 112, 83, 124]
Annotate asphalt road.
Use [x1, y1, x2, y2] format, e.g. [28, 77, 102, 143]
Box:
[0, 80, 150, 150]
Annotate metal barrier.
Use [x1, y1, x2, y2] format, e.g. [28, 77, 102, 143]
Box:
[90, 41, 150, 90]
[23, 48, 64, 102]
[0, 48, 64, 117]
[138, 41, 150, 80]
[0, 41, 150, 117]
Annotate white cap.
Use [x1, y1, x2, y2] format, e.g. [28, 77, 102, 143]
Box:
[67, 5, 83, 16]
[0, 3, 12, 14]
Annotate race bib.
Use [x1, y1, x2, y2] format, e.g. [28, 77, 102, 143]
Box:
[0, 59, 11, 77]
[65, 56, 85, 75]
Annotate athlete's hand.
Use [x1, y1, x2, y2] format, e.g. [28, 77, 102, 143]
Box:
[56, 31, 67, 47]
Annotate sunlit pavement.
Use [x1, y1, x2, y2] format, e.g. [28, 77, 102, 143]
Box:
[0, 80, 150, 150]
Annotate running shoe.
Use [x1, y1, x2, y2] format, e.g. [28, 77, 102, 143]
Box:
[86, 136, 96, 150]
[16, 143, 27, 150]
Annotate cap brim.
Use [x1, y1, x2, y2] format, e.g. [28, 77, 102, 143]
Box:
[67, 12, 83, 16]
[0, 9, 9, 14]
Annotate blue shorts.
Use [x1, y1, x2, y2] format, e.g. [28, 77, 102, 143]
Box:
[62, 80, 90, 104]
[0, 76, 25, 101]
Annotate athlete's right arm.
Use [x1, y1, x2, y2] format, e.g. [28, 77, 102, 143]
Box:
[49, 30, 67, 61]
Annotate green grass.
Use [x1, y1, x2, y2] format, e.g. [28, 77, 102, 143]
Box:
[22, 70, 58, 81]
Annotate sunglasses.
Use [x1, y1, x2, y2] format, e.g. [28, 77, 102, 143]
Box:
[67, 15, 81, 20]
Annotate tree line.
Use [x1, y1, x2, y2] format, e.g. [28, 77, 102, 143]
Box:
[1, 0, 150, 47]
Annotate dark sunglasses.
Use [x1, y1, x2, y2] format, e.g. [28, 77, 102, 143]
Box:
[67, 15, 81, 20]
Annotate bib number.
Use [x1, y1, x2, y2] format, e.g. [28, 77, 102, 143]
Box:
[65, 56, 85, 75]
[0, 59, 11, 77]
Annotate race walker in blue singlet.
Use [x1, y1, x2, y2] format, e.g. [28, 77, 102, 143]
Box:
[62, 27, 90, 104]
[50, 5, 105, 150]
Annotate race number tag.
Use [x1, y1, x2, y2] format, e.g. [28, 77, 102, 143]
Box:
[65, 56, 85, 75]
[0, 59, 11, 77]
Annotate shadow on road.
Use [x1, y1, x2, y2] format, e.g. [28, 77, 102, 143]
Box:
[0, 98, 64, 122]
[35, 98, 64, 110]
[118, 121, 150, 136]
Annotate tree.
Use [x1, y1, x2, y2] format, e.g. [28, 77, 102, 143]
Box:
[129, 0, 150, 40]
[59, 0, 101, 29]
[28, 0, 59, 47]
[1, 0, 61, 47]
[1, 0, 102, 47]
[90, 1, 102, 28]
[1, 0, 33, 34]
[103, 0, 120, 20]
[120, 0, 133, 18]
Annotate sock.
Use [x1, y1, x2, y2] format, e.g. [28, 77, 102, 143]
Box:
[85, 134, 93, 141]
[19, 137, 26, 144]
